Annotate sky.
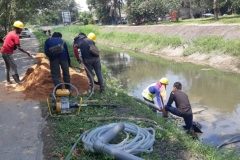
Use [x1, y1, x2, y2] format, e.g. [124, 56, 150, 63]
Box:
[75, 0, 89, 11]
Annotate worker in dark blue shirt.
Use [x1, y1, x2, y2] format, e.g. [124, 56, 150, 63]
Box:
[44, 32, 71, 90]
[73, 32, 104, 93]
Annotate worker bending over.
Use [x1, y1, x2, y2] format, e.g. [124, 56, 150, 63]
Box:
[142, 77, 168, 111]
[1, 21, 32, 84]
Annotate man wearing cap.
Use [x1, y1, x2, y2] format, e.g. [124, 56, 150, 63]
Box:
[1, 21, 32, 84]
[142, 77, 168, 111]
[73, 32, 104, 93]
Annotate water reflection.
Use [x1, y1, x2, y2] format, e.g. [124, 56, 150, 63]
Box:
[101, 50, 240, 147]
[101, 51, 240, 113]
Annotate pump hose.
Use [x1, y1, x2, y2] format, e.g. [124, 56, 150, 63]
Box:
[65, 122, 155, 160]
[81, 62, 95, 99]
[217, 135, 240, 149]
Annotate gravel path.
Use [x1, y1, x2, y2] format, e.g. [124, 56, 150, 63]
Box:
[0, 33, 44, 160]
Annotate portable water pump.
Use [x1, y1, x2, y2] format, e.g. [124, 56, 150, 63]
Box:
[46, 83, 82, 116]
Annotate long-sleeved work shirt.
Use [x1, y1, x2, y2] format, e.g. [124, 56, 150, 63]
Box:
[167, 90, 192, 115]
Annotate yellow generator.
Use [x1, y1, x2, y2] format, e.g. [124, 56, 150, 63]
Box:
[47, 83, 82, 116]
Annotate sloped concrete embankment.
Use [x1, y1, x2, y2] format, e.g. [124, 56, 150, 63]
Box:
[100, 24, 240, 73]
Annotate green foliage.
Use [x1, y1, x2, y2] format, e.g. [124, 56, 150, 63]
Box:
[184, 36, 240, 56]
[86, 0, 112, 23]
[32, 31, 49, 52]
[78, 11, 92, 22]
[83, 19, 88, 25]
[88, 18, 94, 24]
[0, 0, 79, 32]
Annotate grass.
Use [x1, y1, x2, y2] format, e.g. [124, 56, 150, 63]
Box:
[183, 36, 240, 56]
[164, 15, 240, 25]
[50, 24, 240, 57]
[33, 28, 240, 159]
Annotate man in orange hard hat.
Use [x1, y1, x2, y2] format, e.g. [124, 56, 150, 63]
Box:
[1, 21, 32, 84]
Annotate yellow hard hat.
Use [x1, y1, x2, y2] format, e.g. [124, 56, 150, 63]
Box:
[160, 77, 168, 85]
[13, 21, 24, 29]
[87, 32, 96, 42]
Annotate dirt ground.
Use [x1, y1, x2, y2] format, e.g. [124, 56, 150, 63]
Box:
[100, 24, 240, 73]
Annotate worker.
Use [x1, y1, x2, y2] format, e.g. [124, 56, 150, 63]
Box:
[44, 32, 71, 91]
[162, 82, 197, 137]
[0, 21, 32, 84]
[142, 77, 168, 111]
[88, 32, 96, 42]
[73, 32, 104, 93]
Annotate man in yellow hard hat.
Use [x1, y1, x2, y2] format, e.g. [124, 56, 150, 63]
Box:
[142, 77, 168, 112]
[73, 32, 104, 93]
[87, 32, 96, 42]
[0, 21, 32, 84]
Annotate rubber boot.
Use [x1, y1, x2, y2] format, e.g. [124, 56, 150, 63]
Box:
[6, 74, 13, 84]
[12, 74, 24, 85]
[94, 80, 100, 85]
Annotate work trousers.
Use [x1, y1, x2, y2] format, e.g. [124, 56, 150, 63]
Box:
[49, 58, 70, 88]
[1, 54, 18, 75]
[165, 105, 193, 130]
[83, 57, 104, 90]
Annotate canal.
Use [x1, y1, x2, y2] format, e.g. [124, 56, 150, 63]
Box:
[100, 47, 240, 149]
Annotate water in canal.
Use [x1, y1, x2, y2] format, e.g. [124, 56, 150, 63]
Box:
[100, 48, 240, 149]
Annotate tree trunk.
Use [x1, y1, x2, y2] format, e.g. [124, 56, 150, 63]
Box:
[4, 0, 8, 35]
[114, 0, 117, 25]
[118, 0, 122, 24]
[189, 0, 194, 19]
[213, 0, 219, 20]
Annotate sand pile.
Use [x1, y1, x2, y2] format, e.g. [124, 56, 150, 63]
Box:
[16, 53, 90, 101]
[34, 52, 46, 59]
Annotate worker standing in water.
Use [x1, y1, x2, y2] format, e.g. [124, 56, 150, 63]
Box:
[142, 77, 168, 112]
[1, 21, 32, 84]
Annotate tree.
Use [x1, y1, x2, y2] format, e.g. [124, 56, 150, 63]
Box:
[0, 0, 79, 33]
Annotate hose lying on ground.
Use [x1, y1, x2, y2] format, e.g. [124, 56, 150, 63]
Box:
[83, 122, 155, 154]
[65, 122, 156, 160]
[217, 135, 240, 149]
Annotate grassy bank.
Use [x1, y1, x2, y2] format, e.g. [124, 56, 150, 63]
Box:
[52, 24, 240, 57]
[165, 15, 240, 25]
[33, 27, 239, 160]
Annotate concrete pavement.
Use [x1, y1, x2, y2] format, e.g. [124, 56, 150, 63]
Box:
[0, 34, 44, 160]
